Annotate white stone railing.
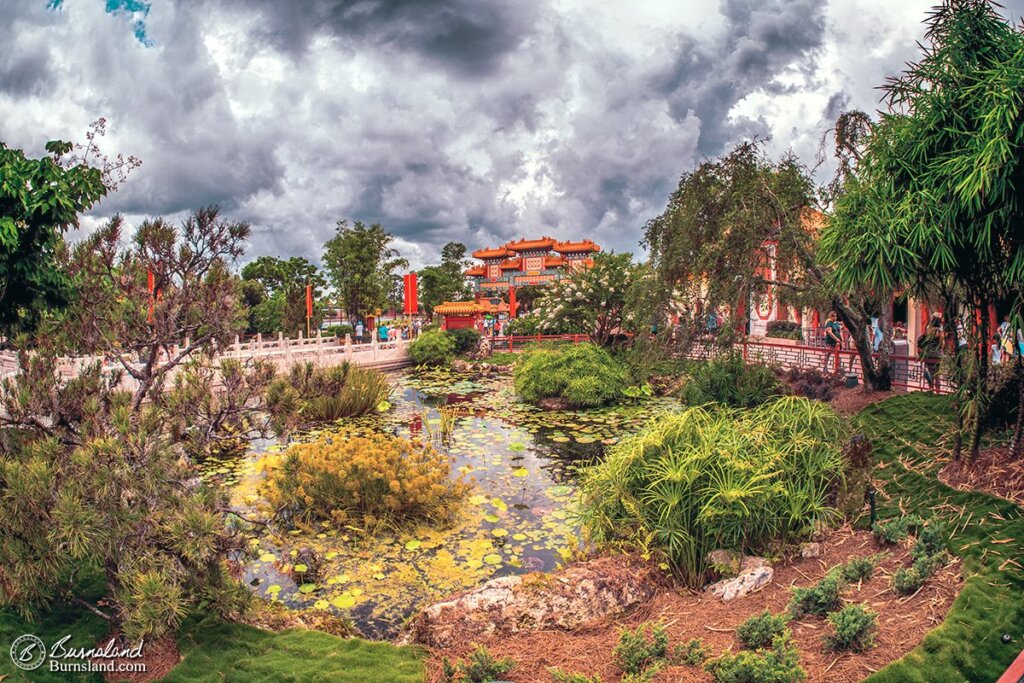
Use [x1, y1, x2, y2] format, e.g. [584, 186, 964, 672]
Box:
[0, 331, 411, 387]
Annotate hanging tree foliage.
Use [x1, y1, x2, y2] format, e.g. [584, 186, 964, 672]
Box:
[644, 140, 894, 389]
[820, 0, 1024, 457]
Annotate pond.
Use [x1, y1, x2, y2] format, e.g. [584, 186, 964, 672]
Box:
[199, 368, 679, 640]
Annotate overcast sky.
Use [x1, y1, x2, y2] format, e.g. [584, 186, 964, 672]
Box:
[3, 0, 1023, 270]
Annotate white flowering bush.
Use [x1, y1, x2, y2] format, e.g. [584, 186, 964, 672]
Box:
[532, 252, 635, 344]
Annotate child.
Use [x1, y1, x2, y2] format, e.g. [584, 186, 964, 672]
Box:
[991, 333, 1003, 365]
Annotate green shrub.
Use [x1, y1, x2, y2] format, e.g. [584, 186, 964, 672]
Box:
[912, 519, 948, 559]
[266, 362, 391, 432]
[705, 632, 806, 683]
[549, 669, 603, 683]
[457, 644, 515, 683]
[514, 343, 627, 408]
[409, 329, 457, 366]
[323, 323, 355, 338]
[766, 320, 803, 340]
[671, 638, 711, 666]
[872, 516, 915, 545]
[507, 313, 541, 335]
[836, 555, 880, 583]
[680, 354, 784, 408]
[824, 604, 878, 652]
[892, 567, 925, 595]
[614, 622, 669, 675]
[737, 611, 788, 650]
[790, 573, 844, 617]
[578, 396, 847, 587]
[447, 327, 481, 354]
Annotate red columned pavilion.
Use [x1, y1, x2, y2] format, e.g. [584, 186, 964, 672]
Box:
[434, 236, 601, 331]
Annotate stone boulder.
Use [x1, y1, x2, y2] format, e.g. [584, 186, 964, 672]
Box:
[399, 556, 665, 648]
[468, 336, 493, 360]
[705, 556, 773, 602]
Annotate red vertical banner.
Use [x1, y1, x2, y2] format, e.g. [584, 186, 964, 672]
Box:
[508, 286, 517, 318]
[147, 269, 155, 324]
[306, 284, 313, 317]
[403, 272, 418, 315]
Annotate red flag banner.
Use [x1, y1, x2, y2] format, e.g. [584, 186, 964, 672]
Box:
[403, 272, 418, 315]
[509, 286, 517, 318]
[305, 284, 313, 317]
[147, 269, 155, 324]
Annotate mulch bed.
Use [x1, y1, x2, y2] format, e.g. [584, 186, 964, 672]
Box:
[101, 635, 179, 683]
[939, 445, 1024, 508]
[423, 526, 961, 683]
[829, 386, 897, 416]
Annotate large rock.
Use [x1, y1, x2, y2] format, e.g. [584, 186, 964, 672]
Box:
[399, 556, 665, 648]
[705, 556, 773, 602]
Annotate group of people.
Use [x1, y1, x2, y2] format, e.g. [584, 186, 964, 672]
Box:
[351, 318, 423, 344]
[820, 310, 1023, 392]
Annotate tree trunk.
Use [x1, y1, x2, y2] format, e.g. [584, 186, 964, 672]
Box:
[833, 299, 892, 391]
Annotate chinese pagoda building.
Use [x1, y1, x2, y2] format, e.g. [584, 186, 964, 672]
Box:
[434, 236, 601, 330]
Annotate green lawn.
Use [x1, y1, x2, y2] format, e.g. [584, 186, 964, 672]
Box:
[1, 578, 424, 683]
[857, 393, 1024, 682]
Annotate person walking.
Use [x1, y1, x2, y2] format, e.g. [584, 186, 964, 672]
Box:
[822, 311, 842, 372]
[991, 333, 1004, 365]
[355, 320, 364, 343]
[378, 321, 388, 343]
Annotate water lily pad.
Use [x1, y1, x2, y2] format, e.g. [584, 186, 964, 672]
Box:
[509, 442, 526, 451]
[512, 467, 528, 477]
[484, 553, 503, 565]
[484, 513, 501, 523]
[405, 540, 422, 551]
[332, 593, 356, 609]
[298, 583, 316, 594]
[492, 528, 508, 538]
[258, 553, 276, 562]
[294, 563, 308, 573]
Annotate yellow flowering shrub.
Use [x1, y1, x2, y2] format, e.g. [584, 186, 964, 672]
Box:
[264, 433, 468, 528]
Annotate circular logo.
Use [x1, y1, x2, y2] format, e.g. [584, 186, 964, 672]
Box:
[10, 634, 46, 671]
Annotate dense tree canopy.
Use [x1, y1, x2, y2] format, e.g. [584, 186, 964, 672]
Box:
[241, 256, 327, 336]
[322, 220, 408, 322]
[821, 0, 1024, 456]
[418, 241, 471, 315]
[644, 141, 893, 389]
[0, 141, 107, 335]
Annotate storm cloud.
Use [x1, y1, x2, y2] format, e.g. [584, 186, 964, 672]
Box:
[2, 0, 1023, 268]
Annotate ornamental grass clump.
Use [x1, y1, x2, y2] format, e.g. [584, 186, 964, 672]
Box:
[266, 361, 391, 432]
[263, 433, 468, 529]
[680, 353, 784, 408]
[578, 396, 847, 587]
[514, 342, 627, 408]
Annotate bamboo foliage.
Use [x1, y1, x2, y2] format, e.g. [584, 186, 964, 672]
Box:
[578, 397, 847, 587]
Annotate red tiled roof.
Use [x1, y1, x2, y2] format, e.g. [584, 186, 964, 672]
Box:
[464, 265, 485, 277]
[499, 258, 521, 270]
[504, 236, 557, 252]
[472, 246, 512, 260]
[544, 255, 566, 268]
[554, 239, 601, 254]
[434, 301, 480, 315]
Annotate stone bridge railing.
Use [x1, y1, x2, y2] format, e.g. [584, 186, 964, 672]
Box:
[0, 331, 412, 388]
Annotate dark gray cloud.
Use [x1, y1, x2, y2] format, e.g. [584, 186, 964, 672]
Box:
[3, 0, 1003, 270]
